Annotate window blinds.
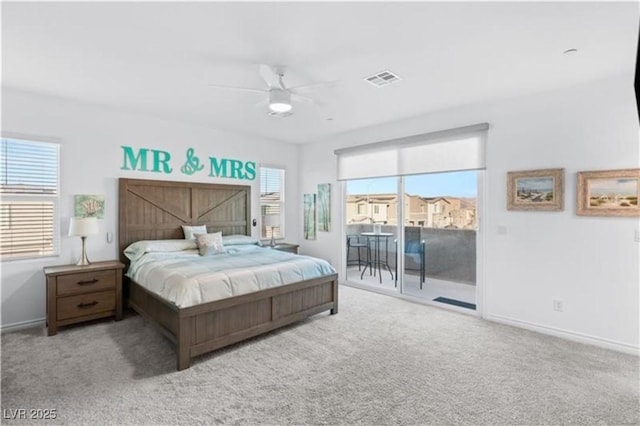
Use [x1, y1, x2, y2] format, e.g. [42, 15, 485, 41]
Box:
[335, 123, 488, 181]
[0, 138, 59, 259]
[259, 167, 285, 239]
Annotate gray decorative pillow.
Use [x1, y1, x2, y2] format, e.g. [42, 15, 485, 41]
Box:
[182, 225, 207, 240]
[194, 232, 225, 256]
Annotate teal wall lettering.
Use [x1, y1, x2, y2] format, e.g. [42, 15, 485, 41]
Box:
[244, 161, 256, 180]
[180, 148, 204, 175]
[152, 150, 172, 173]
[121, 146, 172, 173]
[121, 146, 149, 171]
[229, 159, 246, 179]
[121, 146, 255, 181]
[209, 157, 229, 178]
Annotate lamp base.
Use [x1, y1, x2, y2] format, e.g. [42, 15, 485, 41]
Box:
[76, 236, 91, 266]
[270, 227, 276, 247]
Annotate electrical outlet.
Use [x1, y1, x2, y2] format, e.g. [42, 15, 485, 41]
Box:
[635, 229, 640, 243]
[497, 226, 508, 235]
[553, 300, 563, 312]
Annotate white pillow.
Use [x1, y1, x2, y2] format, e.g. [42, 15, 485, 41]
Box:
[222, 234, 261, 246]
[124, 239, 197, 261]
[182, 225, 207, 240]
[194, 232, 225, 256]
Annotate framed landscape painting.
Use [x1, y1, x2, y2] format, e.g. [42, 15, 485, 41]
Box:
[577, 169, 640, 217]
[507, 168, 564, 211]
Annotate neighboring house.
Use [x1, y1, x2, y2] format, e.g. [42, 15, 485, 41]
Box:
[346, 193, 476, 229]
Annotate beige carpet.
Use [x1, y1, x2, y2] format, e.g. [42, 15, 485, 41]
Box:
[1, 285, 638, 425]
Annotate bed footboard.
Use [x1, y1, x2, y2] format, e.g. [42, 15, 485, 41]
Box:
[128, 274, 339, 370]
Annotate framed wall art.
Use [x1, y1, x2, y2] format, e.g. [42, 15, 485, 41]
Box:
[74, 194, 105, 218]
[303, 193, 316, 240]
[507, 168, 564, 211]
[317, 183, 331, 232]
[577, 169, 639, 217]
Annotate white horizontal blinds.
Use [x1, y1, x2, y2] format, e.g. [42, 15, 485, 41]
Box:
[335, 123, 488, 180]
[0, 139, 58, 194]
[259, 167, 285, 239]
[0, 138, 59, 259]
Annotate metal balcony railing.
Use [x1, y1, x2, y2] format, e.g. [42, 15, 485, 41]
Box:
[346, 224, 476, 285]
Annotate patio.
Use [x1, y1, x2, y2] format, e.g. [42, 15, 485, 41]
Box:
[346, 225, 477, 310]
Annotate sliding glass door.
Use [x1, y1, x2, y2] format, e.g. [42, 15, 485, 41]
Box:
[343, 171, 479, 311]
[337, 124, 487, 312]
[400, 171, 477, 310]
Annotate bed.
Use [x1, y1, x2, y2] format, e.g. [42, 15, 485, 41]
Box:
[119, 178, 339, 370]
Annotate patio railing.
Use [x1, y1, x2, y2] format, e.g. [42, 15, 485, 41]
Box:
[346, 224, 476, 285]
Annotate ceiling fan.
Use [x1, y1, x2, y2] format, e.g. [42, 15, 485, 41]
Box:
[208, 64, 334, 116]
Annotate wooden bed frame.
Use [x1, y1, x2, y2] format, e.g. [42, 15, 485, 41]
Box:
[119, 178, 338, 370]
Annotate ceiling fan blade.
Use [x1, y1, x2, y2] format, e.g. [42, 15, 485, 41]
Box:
[207, 84, 267, 94]
[289, 80, 338, 92]
[259, 64, 277, 88]
[291, 93, 324, 106]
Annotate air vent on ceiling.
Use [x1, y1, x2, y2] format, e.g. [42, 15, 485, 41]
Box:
[364, 70, 401, 87]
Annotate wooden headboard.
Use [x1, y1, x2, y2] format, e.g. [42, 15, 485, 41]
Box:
[118, 178, 251, 263]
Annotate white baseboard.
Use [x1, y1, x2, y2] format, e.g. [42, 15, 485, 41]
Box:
[487, 313, 639, 356]
[1, 318, 45, 334]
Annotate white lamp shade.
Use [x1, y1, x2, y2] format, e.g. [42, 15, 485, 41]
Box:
[68, 217, 99, 237]
[263, 215, 280, 227]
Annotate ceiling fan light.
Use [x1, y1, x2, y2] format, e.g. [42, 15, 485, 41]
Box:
[269, 89, 292, 112]
[269, 102, 292, 113]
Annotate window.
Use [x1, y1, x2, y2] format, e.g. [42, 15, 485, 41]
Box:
[374, 205, 380, 214]
[260, 167, 285, 240]
[1, 138, 59, 260]
[358, 204, 366, 214]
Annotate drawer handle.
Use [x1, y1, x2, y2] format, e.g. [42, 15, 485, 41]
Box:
[77, 279, 99, 285]
[77, 301, 98, 308]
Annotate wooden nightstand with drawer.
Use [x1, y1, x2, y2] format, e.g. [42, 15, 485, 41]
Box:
[44, 261, 125, 336]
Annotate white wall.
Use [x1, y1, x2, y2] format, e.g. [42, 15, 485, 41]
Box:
[298, 74, 640, 352]
[1, 88, 300, 328]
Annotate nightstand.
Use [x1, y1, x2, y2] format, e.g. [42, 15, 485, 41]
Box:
[44, 260, 125, 336]
[270, 243, 299, 254]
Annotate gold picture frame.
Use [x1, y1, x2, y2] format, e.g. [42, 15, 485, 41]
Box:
[507, 168, 564, 211]
[577, 169, 640, 217]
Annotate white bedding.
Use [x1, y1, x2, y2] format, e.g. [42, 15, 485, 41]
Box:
[126, 245, 336, 308]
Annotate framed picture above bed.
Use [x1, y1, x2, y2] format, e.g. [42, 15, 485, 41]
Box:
[577, 169, 640, 217]
[507, 168, 564, 211]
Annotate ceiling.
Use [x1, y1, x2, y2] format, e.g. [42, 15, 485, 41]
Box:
[2, 2, 638, 144]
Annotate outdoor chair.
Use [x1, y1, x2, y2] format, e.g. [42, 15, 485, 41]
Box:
[347, 234, 371, 272]
[395, 238, 426, 289]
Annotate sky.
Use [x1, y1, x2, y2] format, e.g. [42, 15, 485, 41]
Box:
[589, 178, 638, 196]
[346, 170, 478, 198]
[516, 177, 554, 192]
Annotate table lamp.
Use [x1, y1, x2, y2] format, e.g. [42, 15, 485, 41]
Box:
[68, 217, 99, 266]
[263, 215, 279, 247]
